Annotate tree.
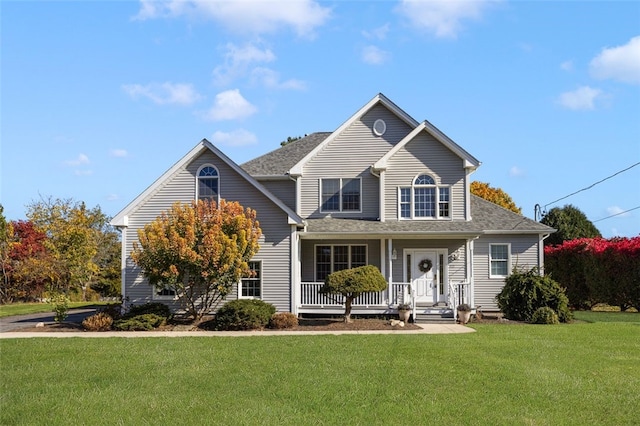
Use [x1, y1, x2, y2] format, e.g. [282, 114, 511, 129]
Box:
[319, 265, 388, 323]
[0, 205, 14, 303]
[471, 181, 522, 214]
[280, 135, 304, 146]
[132, 199, 262, 321]
[26, 196, 119, 299]
[540, 204, 601, 246]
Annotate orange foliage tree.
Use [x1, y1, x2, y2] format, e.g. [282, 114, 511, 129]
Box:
[132, 200, 262, 320]
[471, 181, 522, 214]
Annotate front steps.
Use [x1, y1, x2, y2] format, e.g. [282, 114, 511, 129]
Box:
[413, 304, 455, 324]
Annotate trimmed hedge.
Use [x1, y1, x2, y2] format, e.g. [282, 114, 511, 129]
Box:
[496, 268, 572, 323]
[214, 299, 276, 331]
[113, 314, 166, 331]
[269, 312, 299, 329]
[530, 307, 559, 325]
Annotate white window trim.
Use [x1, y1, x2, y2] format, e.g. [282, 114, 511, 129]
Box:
[152, 285, 177, 301]
[196, 164, 220, 203]
[489, 243, 511, 278]
[319, 178, 362, 213]
[397, 177, 451, 221]
[239, 260, 262, 299]
[314, 244, 368, 282]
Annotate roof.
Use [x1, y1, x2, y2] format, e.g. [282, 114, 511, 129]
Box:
[111, 139, 305, 227]
[240, 132, 331, 176]
[301, 195, 554, 237]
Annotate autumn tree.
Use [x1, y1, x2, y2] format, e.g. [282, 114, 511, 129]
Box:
[26, 197, 119, 299]
[0, 205, 13, 303]
[541, 204, 601, 246]
[319, 265, 388, 323]
[471, 181, 522, 214]
[132, 199, 262, 321]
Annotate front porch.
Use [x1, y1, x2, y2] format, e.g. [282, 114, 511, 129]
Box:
[296, 281, 471, 323]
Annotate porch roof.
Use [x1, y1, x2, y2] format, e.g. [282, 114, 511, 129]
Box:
[301, 196, 554, 237]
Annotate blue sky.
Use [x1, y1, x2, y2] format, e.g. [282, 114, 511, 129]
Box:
[2, 0, 639, 238]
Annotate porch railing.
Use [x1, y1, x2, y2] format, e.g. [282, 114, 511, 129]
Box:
[448, 281, 471, 320]
[299, 282, 412, 308]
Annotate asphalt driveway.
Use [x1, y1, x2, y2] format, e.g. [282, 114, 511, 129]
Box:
[0, 308, 98, 333]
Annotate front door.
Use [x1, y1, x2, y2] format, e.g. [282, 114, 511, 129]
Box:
[409, 250, 438, 304]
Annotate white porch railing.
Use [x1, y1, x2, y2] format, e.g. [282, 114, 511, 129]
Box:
[448, 281, 471, 320]
[299, 282, 412, 308]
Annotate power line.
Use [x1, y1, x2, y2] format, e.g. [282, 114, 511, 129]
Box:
[593, 205, 640, 223]
[543, 161, 640, 210]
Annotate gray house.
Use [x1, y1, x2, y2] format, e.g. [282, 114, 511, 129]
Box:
[111, 93, 553, 321]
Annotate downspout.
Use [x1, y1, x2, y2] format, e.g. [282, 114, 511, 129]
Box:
[539, 233, 551, 276]
[370, 166, 385, 222]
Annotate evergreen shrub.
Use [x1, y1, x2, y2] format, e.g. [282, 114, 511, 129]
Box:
[214, 299, 276, 330]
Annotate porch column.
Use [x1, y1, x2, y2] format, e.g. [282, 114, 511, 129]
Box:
[387, 238, 393, 285]
[290, 225, 300, 316]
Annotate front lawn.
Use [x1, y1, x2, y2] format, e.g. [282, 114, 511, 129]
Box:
[1, 322, 638, 425]
[572, 310, 640, 323]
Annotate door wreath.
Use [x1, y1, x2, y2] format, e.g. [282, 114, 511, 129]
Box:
[418, 258, 433, 273]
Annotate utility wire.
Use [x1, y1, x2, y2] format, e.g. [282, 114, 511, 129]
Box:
[593, 205, 640, 223]
[543, 161, 640, 210]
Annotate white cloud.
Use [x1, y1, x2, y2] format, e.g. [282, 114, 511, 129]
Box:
[362, 24, 390, 40]
[395, 0, 496, 38]
[122, 82, 202, 105]
[560, 60, 574, 72]
[509, 166, 525, 177]
[590, 36, 640, 84]
[361, 45, 390, 65]
[133, 0, 332, 38]
[213, 42, 276, 86]
[107, 194, 119, 201]
[557, 86, 603, 110]
[110, 149, 128, 158]
[65, 153, 90, 166]
[606, 206, 630, 217]
[211, 129, 258, 147]
[74, 170, 93, 176]
[250, 67, 306, 90]
[206, 89, 257, 121]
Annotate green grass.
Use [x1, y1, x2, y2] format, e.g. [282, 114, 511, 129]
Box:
[0, 301, 110, 318]
[573, 310, 640, 324]
[1, 323, 639, 425]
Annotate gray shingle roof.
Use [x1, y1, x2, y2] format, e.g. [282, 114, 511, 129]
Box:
[303, 195, 553, 236]
[240, 132, 331, 176]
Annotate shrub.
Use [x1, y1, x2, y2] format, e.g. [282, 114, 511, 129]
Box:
[98, 303, 122, 320]
[530, 307, 559, 325]
[113, 314, 166, 331]
[214, 299, 276, 331]
[49, 293, 70, 322]
[82, 312, 114, 331]
[126, 302, 171, 319]
[269, 312, 299, 329]
[496, 267, 572, 323]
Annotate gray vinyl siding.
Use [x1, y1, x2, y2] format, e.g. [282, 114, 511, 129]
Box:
[300, 239, 381, 282]
[258, 179, 296, 211]
[384, 132, 466, 221]
[300, 105, 413, 219]
[473, 235, 541, 311]
[122, 151, 292, 313]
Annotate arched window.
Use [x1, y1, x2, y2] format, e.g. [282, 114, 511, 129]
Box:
[399, 173, 450, 219]
[197, 165, 219, 201]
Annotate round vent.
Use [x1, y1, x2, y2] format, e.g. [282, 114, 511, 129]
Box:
[373, 119, 386, 136]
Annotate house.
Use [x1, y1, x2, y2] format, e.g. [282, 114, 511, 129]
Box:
[111, 93, 554, 321]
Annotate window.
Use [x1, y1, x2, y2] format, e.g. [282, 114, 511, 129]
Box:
[490, 244, 510, 277]
[154, 285, 176, 300]
[321, 178, 361, 212]
[399, 174, 450, 219]
[315, 245, 367, 281]
[197, 165, 219, 201]
[240, 261, 261, 298]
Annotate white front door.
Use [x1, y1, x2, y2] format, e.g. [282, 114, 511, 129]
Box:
[410, 250, 438, 304]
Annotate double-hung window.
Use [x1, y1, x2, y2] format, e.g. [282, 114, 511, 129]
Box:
[197, 165, 219, 202]
[399, 174, 450, 219]
[489, 244, 510, 278]
[240, 261, 262, 298]
[315, 245, 367, 281]
[321, 178, 361, 212]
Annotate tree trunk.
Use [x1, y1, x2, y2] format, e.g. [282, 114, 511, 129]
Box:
[344, 297, 353, 323]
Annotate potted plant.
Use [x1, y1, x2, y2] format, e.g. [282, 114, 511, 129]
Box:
[456, 303, 472, 325]
[397, 303, 412, 322]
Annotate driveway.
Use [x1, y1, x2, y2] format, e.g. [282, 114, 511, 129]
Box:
[0, 308, 98, 332]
